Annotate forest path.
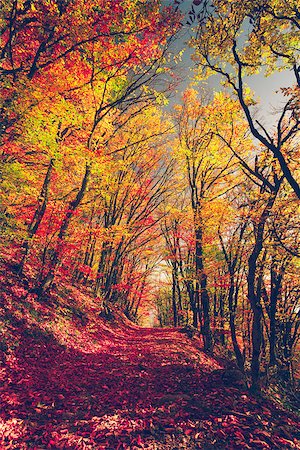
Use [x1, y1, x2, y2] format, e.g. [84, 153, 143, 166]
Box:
[1, 322, 299, 449]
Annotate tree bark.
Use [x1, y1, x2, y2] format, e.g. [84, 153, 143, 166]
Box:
[172, 268, 178, 327]
[195, 212, 213, 352]
[248, 193, 278, 391]
[269, 261, 283, 366]
[38, 162, 91, 293]
[228, 275, 244, 370]
[18, 158, 54, 273]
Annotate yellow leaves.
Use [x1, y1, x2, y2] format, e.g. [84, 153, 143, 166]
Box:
[193, 0, 300, 88]
[242, 86, 257, 106]
[164, 205, 188, 223]
[203, 197, 234, 231]
[182, 88, 199, 104]
[100, 224, 132, 245]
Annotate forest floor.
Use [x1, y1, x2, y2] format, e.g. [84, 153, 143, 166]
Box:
[0, 262, 300, 449]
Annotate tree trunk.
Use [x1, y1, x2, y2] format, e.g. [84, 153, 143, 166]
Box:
[95, 241, 110, 295]
[38, 162, 91, 294]
[248, 192, 278, 391]
[269, 262, 283, 366]
[195, 219, 212, 352]
[228, 275, 244, 371]
[175, 264, 183, 322]
[219, 289, 226, 346]
[18, 158, 54, 273]
[172, 267, 178, 327]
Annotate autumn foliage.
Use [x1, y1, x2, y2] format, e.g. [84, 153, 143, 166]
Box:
[0, 0, 300, 448]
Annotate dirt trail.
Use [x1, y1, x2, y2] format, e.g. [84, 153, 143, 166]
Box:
[1, 321, 300, 449]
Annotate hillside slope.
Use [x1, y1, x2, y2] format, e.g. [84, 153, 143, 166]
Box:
[0, 262, 299, 449]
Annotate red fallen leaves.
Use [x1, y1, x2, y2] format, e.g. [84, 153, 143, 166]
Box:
[0, 268, 300, 449]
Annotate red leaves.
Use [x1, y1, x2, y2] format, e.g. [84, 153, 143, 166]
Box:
[0, 263, 299, 449]
[249, 439, 271, 449]
[276, 437, 298, 448]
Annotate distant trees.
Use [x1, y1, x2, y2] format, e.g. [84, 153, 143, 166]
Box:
[157, 84, 299, 391]
[182, 0, 300, 390]
[172, 90, 244, 352]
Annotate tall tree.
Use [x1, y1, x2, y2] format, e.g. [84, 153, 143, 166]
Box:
[173, 89, 239, 352]
[191, 0, 300, 198]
